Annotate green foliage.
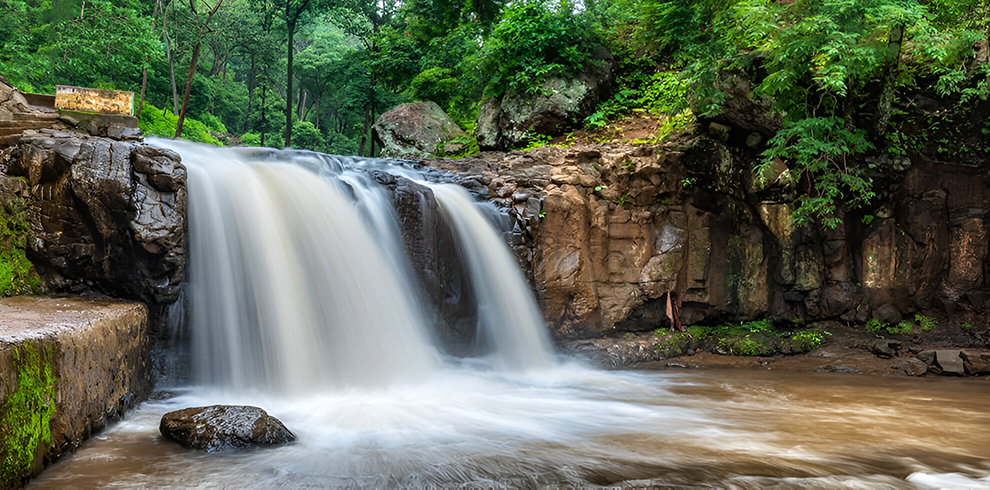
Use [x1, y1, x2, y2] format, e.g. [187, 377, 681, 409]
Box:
[480, 1, 598, 97]
[866, 317, 888, 333]
[288, 121, 326, 152]
[759, 117, 875, 229]
[627, 0, 987, 228]
[437, 135, 479, 158]
[520, 132, 552, 151]
[717, 336, 773, 357]
[791, 329, 832, 353]
[586, 70, 690, 128]
[2, 343, 56, 486]
[0, 189, 43, 296]
[890, 321, 914, 335]
[960, 321, 975, 333]
[915, 314, 937, 332]
[738, 319, 772, 333]
[138, 104, 222, 146]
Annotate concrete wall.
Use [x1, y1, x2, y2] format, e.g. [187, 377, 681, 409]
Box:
[0, 296, 152, 487]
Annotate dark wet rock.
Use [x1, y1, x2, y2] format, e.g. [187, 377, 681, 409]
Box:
[3, 130, 186, 305]
[871, 339, 902, 359]
[934, 350, 965, 376]
[872, 303, 903, 326]
[813, 365, 860, 373]
[892, 357, 928, 376]
[160, 405, 295, 452]
[380, 175, 478, 355]
[372, 101, 468, 159]
[917, 350, 936, 365]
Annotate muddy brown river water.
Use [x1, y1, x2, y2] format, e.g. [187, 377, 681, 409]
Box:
[29, 365, 990, 489]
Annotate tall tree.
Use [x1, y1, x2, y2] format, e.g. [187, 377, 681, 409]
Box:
[174, 0, 224, 139]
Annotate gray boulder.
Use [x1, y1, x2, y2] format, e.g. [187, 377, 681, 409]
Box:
[934, 349, 965, 376]
[372, 101, 469, 159]
[160, 405, 295, 452]
[477, 47, 614, 150]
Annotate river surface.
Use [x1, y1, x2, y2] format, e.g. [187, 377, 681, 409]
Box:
[30, 365, 990, 489]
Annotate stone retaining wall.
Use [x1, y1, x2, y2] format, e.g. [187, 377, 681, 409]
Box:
[0, 296, 151, 487]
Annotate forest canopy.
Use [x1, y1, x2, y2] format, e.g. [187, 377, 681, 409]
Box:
[1, 0, 987, 225]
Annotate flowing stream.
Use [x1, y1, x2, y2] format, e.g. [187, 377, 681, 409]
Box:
[30, 143, 990, 489]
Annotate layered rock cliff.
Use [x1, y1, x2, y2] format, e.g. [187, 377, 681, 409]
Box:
[421, 137, 990, 343]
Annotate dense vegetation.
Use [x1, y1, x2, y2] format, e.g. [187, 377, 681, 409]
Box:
[1, 0, 987, 225]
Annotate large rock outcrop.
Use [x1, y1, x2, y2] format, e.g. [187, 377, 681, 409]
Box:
[0, 296, 152, 487]
[372, 101, 469, 158]
[476, 48, 615, 150]
[419, 136, 990, 343]
[0, 129, 186, 306]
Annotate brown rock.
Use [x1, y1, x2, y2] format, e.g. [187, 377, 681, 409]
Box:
[892, 357, 928, 376]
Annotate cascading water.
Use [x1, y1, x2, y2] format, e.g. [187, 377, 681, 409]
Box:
[430, 184, 555, 370]
[156, 139, 555, 390]
[30, 142, 990, 489]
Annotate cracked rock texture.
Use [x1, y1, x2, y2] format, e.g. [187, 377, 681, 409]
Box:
[420, 137, 990, 343]
[0, 129, 186, 306]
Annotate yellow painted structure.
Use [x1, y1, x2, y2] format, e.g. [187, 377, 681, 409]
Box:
[55, 85, 133, 116]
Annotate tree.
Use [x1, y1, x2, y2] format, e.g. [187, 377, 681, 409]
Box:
[174, 0, 224, 139]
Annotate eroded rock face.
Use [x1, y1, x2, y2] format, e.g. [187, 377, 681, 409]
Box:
[160, 405, 295, 452]
[1, 129, 186, 305]
[418, 134, 990, 342]
[373, 101, 468, 159]
[375, 172, 479, 355]
[476, 48, 614, 150]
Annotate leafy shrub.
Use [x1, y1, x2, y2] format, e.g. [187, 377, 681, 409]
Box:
[138, 104, 222, 146]
[718, 337, 773, 357]
[739, 319, 772, 333]
[866, 317, 888, 333]
[890, 321, 913, 335]
[915, 314, 937, 332]
[480, 2, 598, 97]
[791, 330, 831, 353]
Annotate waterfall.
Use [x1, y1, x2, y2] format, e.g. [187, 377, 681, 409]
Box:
[153, 140, 555, 391]
[430, 184, 555, 370]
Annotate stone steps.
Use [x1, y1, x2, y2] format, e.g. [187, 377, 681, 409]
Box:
[0, 120, 56, 136]
[12, 111, 59, 121]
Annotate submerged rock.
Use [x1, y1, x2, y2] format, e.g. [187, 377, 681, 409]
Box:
[160, 405, 295, 452]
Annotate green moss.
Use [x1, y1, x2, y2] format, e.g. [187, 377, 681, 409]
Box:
[0, 187, 44, 295]
[2, 343, 57, 485]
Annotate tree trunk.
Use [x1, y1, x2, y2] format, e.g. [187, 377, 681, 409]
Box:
[284, 16, 296, 147]
[174, 42, 202, 139]
[165, 31, 180, 115]
[298, 87, 307, 121]
[243, 54, 256, 133]
[261, 83, 267, 147]
[137, 59, 149, 118]
[874, 23, 904, 136]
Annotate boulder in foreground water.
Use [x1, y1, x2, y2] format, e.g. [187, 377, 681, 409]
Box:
[160, 405, 295, 452]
